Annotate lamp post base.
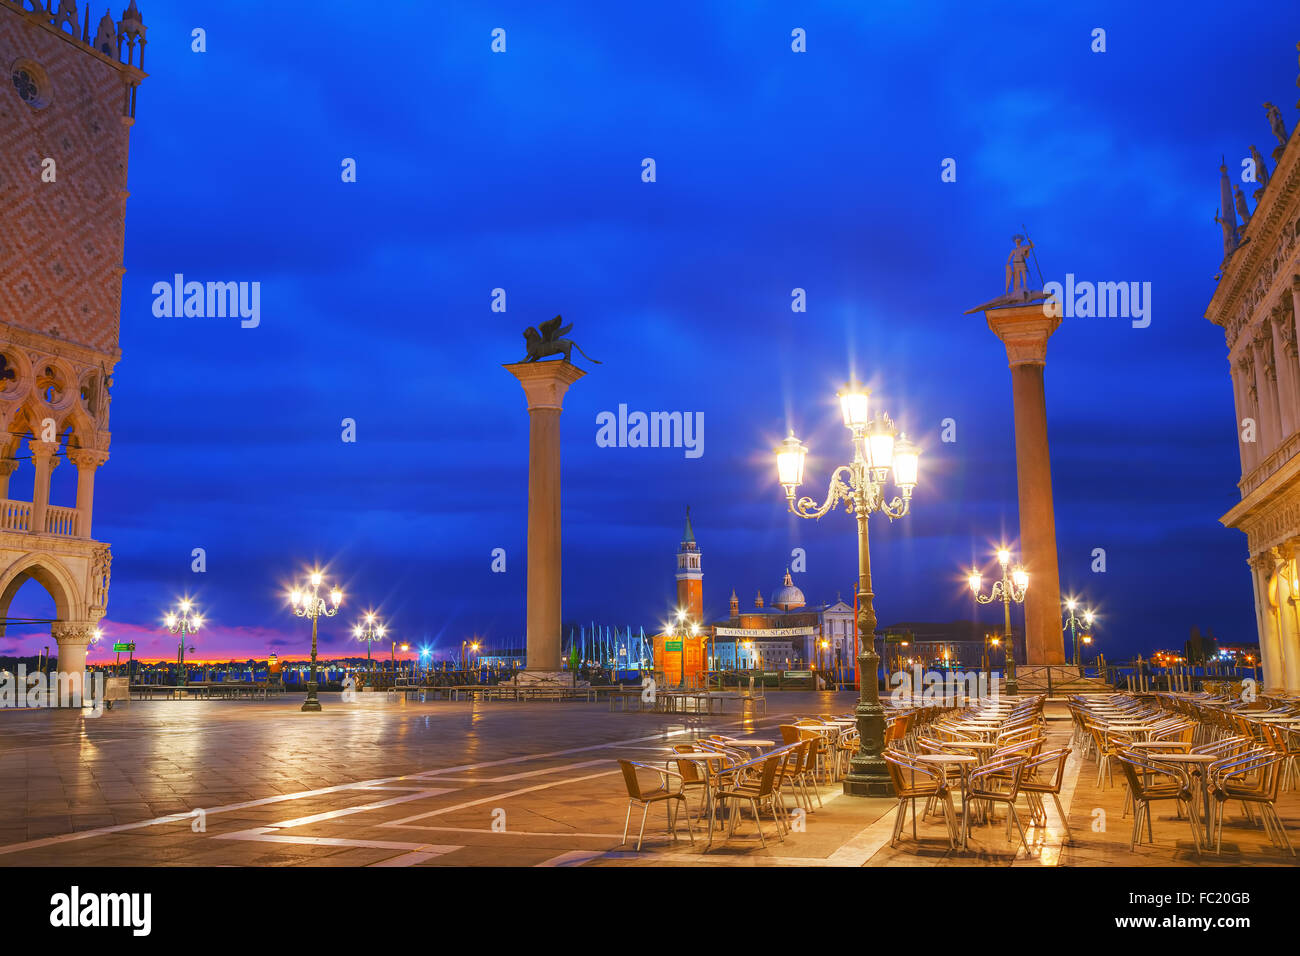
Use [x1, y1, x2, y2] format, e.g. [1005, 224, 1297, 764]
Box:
[301, 681, 322, 712]
[843, 768, 893, 797]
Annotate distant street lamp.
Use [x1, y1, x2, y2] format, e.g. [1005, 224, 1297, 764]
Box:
[164, 600, 203, 687]
[1063, 599, 1096, 667]
[969, 548, 1029, 696]
[392, 641, 410, 676]
[460, 639, 480, 671]
[775, 380, 920, 797]
[353, 612, 387, 671]
[289, 569, 342, 712]
[661, 607, 701, 687]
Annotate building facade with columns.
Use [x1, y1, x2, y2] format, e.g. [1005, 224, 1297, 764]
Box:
[0, 1, 146, 685]
[1207, 79, 1300, 693]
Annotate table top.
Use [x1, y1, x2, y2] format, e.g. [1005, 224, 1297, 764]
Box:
[1127, 740, 1192, 748]
[721, 738, 775, 748]
[1148, 753, 1218, 762]
[668, 751, 730, 761]
[933, 741, 998, 749]
[915, 753, 977, 764]
[795, 723, 838, 732]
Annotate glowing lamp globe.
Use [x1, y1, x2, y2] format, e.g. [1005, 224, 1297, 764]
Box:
[892, 434, 919, 490]
[775, 433, 807, 492]
[837, 384, 871, 429]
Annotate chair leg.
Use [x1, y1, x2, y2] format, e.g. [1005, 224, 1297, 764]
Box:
[680, 798, 696, 845]
[891, 799, 905, 847]
[1052, 792, 1073, 845]
[622, 800, 634, 846]
[1266, 805, 1295, 856]
[636, 804, 650, 851]
[751, 798, 766, 848]
[1008, 805, 1030, 857]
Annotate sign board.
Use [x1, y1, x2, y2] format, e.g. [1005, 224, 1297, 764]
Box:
[112, 642, 135, 653]
[665, 641, 682, 651]
[883, 634, 911, 644]
[784, 670, 812, 679]
[714, 626, 814, 638]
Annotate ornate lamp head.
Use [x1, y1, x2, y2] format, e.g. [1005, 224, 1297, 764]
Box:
[775, 432, 807, 496]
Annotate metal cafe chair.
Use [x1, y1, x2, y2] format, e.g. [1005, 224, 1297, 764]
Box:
[964, 756, 1032, 856]
[1112, 751, 1202, 855]
[882, 749, 958, 850]
[1209, 750, 1295, 857]
[711, 751, 786, 849]
[617, 759, 696, 851]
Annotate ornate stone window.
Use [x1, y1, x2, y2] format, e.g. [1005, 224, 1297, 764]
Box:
[10, 59, 51, 110]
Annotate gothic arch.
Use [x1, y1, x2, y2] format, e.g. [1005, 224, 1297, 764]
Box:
[0, 551, 82, 624]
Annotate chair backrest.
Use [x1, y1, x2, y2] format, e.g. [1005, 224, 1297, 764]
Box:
[672, 745, 704, 784]
[618, 760, 648, 800]
[779, 724, 802, 746]
[1021, 747, 1071, 791]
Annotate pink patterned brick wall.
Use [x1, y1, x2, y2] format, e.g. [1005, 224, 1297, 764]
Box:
[0, 6, 136, 356]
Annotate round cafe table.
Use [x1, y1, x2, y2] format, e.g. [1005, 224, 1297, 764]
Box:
[914, 753, 977, 849]
[1148, 752, 1217, 847]
[665, 750, 733, 840]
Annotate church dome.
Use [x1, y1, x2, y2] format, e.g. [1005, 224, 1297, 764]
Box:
[771, 569, 805, 611]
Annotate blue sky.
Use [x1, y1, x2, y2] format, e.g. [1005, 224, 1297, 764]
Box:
[9, 0, 1297, 662]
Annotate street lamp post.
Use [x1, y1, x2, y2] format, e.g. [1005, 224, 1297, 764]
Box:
[969, 549, 1029, 696]
[775, 381, 920, 797]
[1063, 599, 1095, 667]
[289, 570, 342, 712]
[164, 600, 203, 687]
[662, 608, 700, 687]
[353, 612, 387, 671]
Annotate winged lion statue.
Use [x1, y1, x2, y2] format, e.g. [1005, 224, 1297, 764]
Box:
[521, 315, 602, 366]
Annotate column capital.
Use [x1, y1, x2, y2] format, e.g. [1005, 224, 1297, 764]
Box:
[981, 303, 1062, 368]
[68, 447, 109, 469]
[0, 459, 17, 478]
[50, 621, 98, 646]
[27, 439, 59, 459]
[503, 361, 586, 411]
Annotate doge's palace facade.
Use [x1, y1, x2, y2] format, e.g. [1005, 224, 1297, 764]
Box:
[0, 1, 145, 689]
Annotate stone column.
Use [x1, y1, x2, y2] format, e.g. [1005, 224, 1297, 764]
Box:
[503, 361, 586, 677]
[1250, 554, 1284, 692]
[1277, 545, 1300, 692]
[1254, 325, 1282, 453]
[0, 458, 16, 500]
[983, 303, 1065, 665]
[68, 448, 109, 538]
[28, 439, 59, 534]
[1269, 305, 1298, 439]
[50, 621, 97, 705]
[1236, 354, 1262, 472]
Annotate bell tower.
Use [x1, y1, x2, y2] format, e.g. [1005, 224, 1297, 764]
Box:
[675, 506, 703, 622]
[0, 0, 146, 693]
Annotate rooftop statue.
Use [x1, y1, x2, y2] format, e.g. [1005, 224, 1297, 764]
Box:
[963, 231, 1051, 314]
[1249, 144, 1270, 194]
[521, 315, 602, 366]
[1265, 102, 1289, 157]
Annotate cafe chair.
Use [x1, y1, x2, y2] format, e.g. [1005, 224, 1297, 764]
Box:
[882, 749, 958, 850]
[1113, 752, 1201, 855]
[618, 759, 696, 851]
